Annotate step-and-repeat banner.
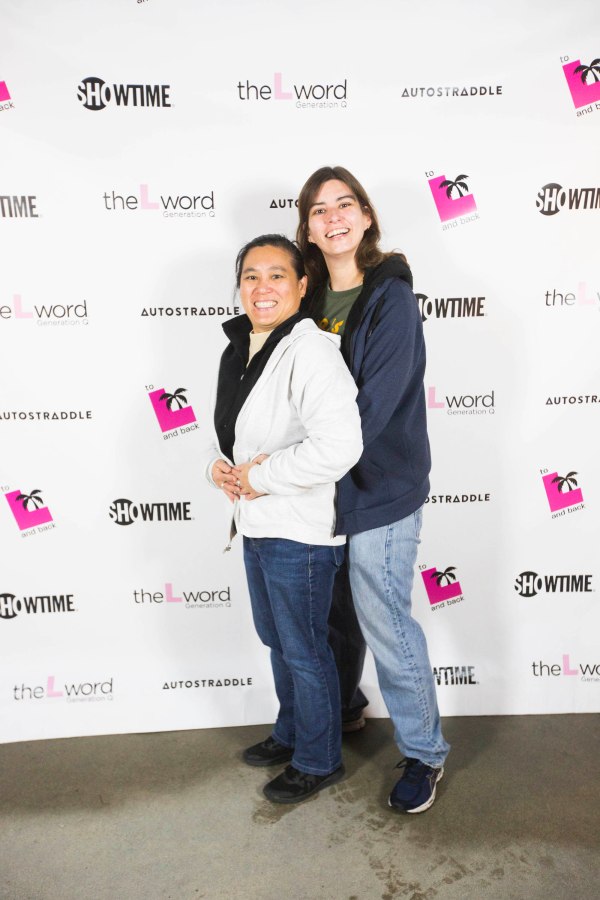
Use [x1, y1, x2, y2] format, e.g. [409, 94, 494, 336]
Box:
[2, 0, 599, 743]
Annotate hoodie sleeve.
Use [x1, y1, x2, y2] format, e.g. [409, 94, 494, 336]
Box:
[248, 335, 363, 496]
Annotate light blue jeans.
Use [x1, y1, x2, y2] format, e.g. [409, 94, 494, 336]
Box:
[347, 508, 449, 768]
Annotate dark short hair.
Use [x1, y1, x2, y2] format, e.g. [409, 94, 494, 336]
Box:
[235, 234, 306, 288]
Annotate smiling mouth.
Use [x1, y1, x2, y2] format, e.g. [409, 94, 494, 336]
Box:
[326, 228, 349, 239]
[254, 300, 277, 309]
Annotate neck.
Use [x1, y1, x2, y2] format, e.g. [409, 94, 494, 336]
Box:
[326, 256, 363, 292]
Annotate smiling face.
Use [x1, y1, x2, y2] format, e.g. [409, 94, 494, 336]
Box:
[239, 245, 307, 333]
[307, 179, 372, 266]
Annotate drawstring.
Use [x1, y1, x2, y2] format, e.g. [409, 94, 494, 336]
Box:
[223, 499, 238, 553]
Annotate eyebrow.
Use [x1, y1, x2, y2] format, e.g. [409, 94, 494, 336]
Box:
[309, 194, 356, 209]
[242, 265, 288, 273]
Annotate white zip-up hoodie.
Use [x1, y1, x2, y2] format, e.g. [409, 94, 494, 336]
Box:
[205, 319, 363, 546]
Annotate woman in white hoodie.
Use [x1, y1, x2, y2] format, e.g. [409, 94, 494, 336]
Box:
[206, 234, 362, 804]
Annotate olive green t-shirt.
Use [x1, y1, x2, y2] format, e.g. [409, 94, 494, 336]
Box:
[316, 284, 363, 336]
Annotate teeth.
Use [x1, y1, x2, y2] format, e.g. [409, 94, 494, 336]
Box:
[255, 300, 277, 309]
[326, 228, 349, 238]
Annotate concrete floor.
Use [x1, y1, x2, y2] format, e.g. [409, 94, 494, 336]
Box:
[0, 715, 598, 900]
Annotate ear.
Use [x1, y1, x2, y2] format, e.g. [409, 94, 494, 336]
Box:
[363, 208, 372, 231]
[299, 275, 308, 298]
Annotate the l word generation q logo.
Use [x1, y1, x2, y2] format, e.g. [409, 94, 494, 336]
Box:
[0, 294, 88, 326]
[428, 386, 495, 416]
[148, 386, 198, 439]
[536, 183, 600, 215]
[420, 565, 465, 610]
[415, 292, 486, 323]
[561, 55, 600, 116]
[541, 469, 585, 517]
[109, 498, 193, 526]
[103, 184, 214, 218]
[532, 654, 599, 682]
[13, 674, 114, 702]
[4, 489, 55, 535]
[0, 591, 76, 621]
[134, 582, 231, 609]
[77, 77, 171, 111]
[0, 80, 15, 111]
[544, 283, 599, 310]
[237, 72, 348, 109]
[515, 571, 593, 598]
[427, 172, 479, 229]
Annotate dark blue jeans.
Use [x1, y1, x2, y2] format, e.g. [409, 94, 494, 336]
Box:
[243, 536, 344, 776]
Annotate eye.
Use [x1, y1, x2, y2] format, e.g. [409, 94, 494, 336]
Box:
[271, 273, 284, 279]
[339, 201, 353, 209]
[312, 207, 325, 216]
[243, 274, 257, 281]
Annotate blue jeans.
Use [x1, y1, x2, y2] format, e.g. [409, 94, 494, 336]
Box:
[243, 536, 344, 776]
[347, 509, 450, 768]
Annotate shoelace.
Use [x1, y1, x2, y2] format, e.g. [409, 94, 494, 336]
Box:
[394, 758, 431, 783]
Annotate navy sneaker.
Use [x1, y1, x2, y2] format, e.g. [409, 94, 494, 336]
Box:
[243, 736, 294, 767]
[388, 758, 444, 814]
[263, 764, 345, 804]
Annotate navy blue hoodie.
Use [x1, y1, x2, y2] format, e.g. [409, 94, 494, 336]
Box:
[308, 255, 430, 535]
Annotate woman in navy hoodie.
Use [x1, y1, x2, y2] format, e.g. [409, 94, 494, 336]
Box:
[297, 166, 450, 814]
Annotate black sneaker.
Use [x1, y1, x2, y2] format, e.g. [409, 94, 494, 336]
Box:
[388, 757, 444, 814]
[263, 764, 345, 804]
[243, 735, 294, 767]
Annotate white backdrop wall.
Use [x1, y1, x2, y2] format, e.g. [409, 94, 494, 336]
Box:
[1, 0, 599, 744]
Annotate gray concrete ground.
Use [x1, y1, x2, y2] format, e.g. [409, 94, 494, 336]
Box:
[0, 715, 598, 900]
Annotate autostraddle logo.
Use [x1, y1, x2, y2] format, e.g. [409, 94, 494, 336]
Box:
[5, 489, 54, 533]
[421, 565, 465, 609]
[515, 571, 593, 598]
[433, 665, 477, 686]
[109, 498, 193, 526]
[426, 492, 491, 505]
[532, 655, 599, 681]
[134, 583, 231, 609]
[0, 591, 76, 621]
[401, 84, 502, 100]
[544, 284, 599, 309]
[141, 305, 239, 318]
[77, 76, 171, 111]
[103, 184, 214, 218]
[0, 80, 15, 111]
[147, 387, 198, 438]
[416, 292, 486, 322]
[536, 183, 600, 215]
[427, 172, 478, 227]
[270, 198, 298, 209]
[0, 294, 88, 325]
[237, 73, 348, 108]
[13, 675, 114, 701]
[427, 387, 495, 415]
[162, 676, 253, 690]
[545, 394, 599, 406]
[541, 470, 584, 515]
[0, 195, 38, 218]
[561, 56, 600, 113]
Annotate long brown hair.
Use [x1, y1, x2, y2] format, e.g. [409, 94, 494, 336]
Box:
[296, 165, 407, 289]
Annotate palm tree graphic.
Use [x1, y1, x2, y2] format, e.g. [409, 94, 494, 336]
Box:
[159, 388, 188, 411]
[439, 175, 470, 199]
[574, 59, 600, 84]
[16, 489, 44, 510]
[431, 566, 457, 587]
[551, 472, 578, 493]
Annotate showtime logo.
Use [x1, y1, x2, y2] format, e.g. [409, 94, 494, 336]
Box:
[133, 582, 231, 609]
[561, 56, 600, 112]
[0, 294, 88, 325]
[103, 184, 214, 218]
[514, 571, 593, 598]
[536, 183, 600, 215]
[433, 665, 477, 686]
[532, 654, 599, 681]
[541, 470, 584, 515]
[77, 76, 171, 111]
[109, 498, 193, 526]
[427, 172, 478, 226]
[5, 489, 54, 533]
[237, 72, 347, 108]
[0, 591, 76, 621]
[13, 674, 114, 701]
[427, 386, 495, 415]
[147, 387, 198, 438]
[416, 292, 486, 322]
[0, 195, 38, 218]
[420, 565, 465, 609]
[0, 80, 15, 111]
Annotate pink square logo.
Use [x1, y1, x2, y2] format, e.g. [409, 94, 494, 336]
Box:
[421, 567, 463, 606]
[149, 388, 196, 433]
[6, 489, 53, 531]
[563, 59, 600, 109]
[0, 81, 11, 102]
[542, 472, 583, 512]
[429, 174, 477, 222]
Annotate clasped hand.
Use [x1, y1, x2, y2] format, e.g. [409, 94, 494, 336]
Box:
[211, 455, 268, 503]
